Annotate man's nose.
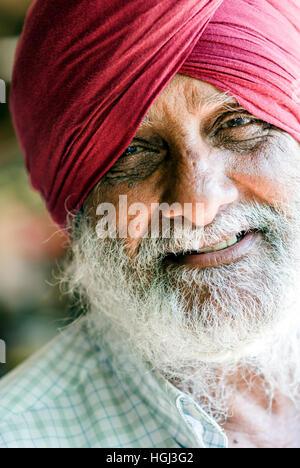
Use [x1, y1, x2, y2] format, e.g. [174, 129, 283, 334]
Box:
[161, 149, 239, 227]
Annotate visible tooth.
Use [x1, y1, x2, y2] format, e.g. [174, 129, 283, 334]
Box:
[198, 235, 238, 253]
[213, 240, 228, 251]
[226, 235, 238, 248]
[199, 246, 214, 253]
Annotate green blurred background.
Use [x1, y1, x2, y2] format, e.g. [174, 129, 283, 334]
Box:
[0, 0, 74, 377]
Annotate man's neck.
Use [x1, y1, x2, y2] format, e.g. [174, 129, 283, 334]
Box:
[222, 374, 300, 448]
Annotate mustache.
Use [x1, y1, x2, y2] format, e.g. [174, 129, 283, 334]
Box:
[135, 202, 278, 260]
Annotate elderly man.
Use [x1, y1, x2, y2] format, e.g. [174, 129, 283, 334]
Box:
[0, 0, 299, 449]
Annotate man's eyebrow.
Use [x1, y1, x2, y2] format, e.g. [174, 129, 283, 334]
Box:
[139, 92, 246, 129]
[139, 90, 250, 132]
[197, 92, 243, 112]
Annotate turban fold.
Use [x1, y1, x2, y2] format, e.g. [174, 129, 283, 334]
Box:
[10, 0, 300, 228]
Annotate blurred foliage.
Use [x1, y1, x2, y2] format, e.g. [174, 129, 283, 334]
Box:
[0, 0, 76, 378]
[0, 0, 32, 36]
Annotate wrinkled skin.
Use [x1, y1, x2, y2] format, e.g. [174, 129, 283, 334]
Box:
[86, 75, 300, 447]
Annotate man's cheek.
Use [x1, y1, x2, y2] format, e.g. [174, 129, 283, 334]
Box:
[229, 154, 298, 207]
[236, 174, 292, 205]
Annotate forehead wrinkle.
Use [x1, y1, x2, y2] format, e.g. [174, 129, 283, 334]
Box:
[138, 113, 150, 130]
[179, 76, 237, 114]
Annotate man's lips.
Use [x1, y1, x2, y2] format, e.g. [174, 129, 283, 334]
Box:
[164, 230, 263, 268]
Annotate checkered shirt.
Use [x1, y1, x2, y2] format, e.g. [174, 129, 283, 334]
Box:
[0, 318, 228, 448]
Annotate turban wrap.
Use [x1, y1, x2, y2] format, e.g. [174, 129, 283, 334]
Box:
[10, 0, 300, 228]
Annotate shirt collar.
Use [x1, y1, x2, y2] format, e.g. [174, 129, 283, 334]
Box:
[86, 319, 228, 448]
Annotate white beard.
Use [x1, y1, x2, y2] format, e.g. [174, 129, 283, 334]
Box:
[64, 200, 300, 422]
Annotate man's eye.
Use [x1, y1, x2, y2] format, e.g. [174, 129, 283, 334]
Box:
[123, 145, 147, 156]
[211, 116, 254, 136]
[211, 113, 271, 140]
[220, 117, 253, 130]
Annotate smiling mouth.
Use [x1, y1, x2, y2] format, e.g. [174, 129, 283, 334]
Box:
[164, 230, 263, 268]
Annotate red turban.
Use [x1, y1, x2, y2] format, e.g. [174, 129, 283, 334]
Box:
[10, 0, 300, 228]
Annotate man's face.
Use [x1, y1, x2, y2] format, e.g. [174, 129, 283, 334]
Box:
[89, 74, 300, 254]
[75, 74, 300, 383]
